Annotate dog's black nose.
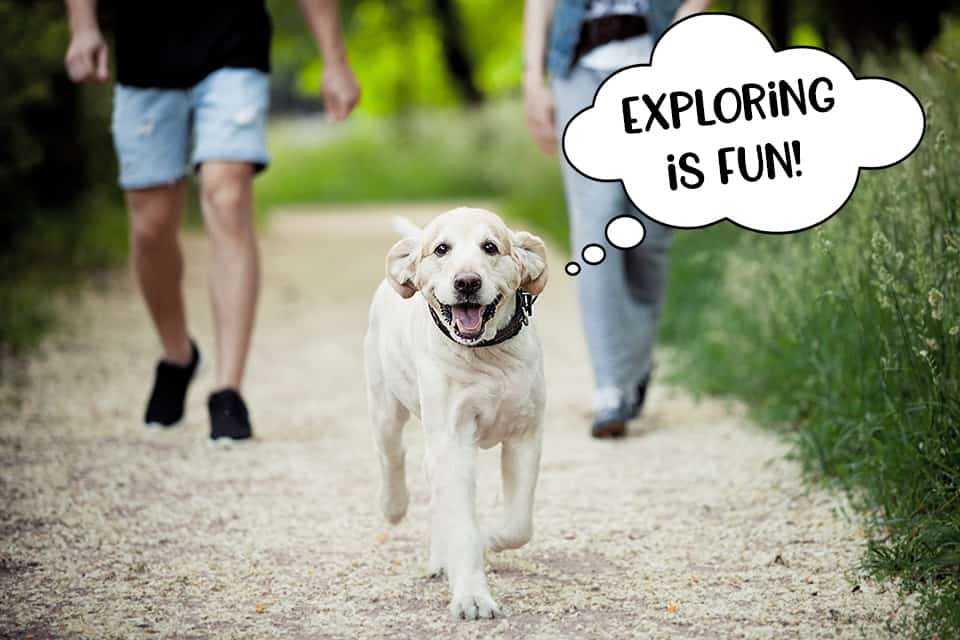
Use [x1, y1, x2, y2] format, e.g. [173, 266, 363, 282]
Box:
[454, 272, 482, 295]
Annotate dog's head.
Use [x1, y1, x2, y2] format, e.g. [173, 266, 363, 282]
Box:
[386, 207, 548, 346]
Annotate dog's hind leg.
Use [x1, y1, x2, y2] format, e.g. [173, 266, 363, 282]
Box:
[369, 391, 410, 525]
[486, 433, 542, 552]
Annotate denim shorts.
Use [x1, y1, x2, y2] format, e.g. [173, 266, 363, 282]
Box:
[111, 67, 270, 190]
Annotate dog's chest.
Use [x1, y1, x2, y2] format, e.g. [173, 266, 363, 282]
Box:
[466, 366, 542, 448]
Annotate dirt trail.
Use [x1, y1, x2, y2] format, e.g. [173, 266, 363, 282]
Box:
[2, 205, 907, 639]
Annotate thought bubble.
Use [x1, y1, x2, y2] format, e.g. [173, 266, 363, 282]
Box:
[562, 13, 925, 234]
[606, 215, 646, 249]
[582, 244, 605, 265]
[565, 215, 649, 275]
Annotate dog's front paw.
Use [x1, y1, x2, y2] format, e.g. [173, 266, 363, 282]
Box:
[379, 481, 409, 525]
[449, 590, 500, 620]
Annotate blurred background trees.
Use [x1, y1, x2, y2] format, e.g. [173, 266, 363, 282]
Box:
[3, 0, 957, 222]
[1, 0, 957, 353]
[1, 1, 113, 236]
[266, 0, 960, 114]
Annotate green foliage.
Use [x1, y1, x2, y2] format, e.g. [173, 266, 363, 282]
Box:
[457, 0, 524, 97]
[267, 0, 522, 115]
[0, 1, 69, 210]
[0, 0, 125, 358]
[257, 102, 567, 240]
[0, 198, 127, 364]
[0, 2, 116, 211]
[655, 38, 960, 637]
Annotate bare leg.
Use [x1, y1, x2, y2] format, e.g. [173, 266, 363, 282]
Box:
[126, 181, 192, 365]
[199, 161, 260, 391]
[487, 434, 542, 552]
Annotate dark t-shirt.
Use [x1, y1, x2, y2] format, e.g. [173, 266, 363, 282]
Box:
[113, 0, 272, 89]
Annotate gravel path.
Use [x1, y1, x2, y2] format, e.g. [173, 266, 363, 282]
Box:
[2, 205, 908, 639]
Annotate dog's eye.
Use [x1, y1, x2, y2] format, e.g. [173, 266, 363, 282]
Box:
[434, 243, 449, 257]
[482, 242, 499, 255]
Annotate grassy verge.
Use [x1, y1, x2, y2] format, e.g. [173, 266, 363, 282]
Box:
[0, 196, 127, 371]
[656, 50, 960, 636]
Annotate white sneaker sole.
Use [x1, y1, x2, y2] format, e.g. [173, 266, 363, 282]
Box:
[207, 436, 255, 449]
[144, 421, 183, 431]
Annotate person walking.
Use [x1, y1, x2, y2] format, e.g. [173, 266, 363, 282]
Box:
[63, 0, 360, 443]
[523, 0, 709, 438]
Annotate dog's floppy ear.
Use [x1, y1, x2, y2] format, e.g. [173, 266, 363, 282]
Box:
[512, 231, 548, 295]
[386, 236, 420, 298]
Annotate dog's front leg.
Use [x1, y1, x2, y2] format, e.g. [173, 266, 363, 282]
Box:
[487, 432, 542, 552]
[426, 436, 500, 620]
[425, 445, 447, 578]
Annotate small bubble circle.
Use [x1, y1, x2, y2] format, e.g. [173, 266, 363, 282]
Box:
[565, 261, 581, 276]
[605, 215, 646, 249]
[582, 244, 606, 265]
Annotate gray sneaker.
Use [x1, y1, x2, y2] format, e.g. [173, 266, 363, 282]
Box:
[591, 387, 633, 438]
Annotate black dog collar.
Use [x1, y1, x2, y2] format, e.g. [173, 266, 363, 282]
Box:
[428, 289, 537, 348]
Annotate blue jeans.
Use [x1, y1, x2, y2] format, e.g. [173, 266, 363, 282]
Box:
[552, 63, 671, 401]
[111, 67, 270, 190]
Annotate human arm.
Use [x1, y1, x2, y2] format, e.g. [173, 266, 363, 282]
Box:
[522, 0, 558, 154]
[64, 0, 109, 83]
[298, 0, 361, 120]
[672, 0, 711, 22]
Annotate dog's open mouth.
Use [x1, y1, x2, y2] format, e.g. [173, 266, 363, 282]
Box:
[439, 294, 502, 340]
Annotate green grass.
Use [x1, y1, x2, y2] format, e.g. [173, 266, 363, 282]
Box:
[0, 195, 127, 370]
[653, 50, 960, 637]
[256, 103, 569, 240]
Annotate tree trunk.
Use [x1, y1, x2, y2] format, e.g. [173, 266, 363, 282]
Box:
[428, 0, 484, 104]
[768, 0, 790, 49]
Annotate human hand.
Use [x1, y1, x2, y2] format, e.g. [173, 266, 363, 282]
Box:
[65, 28, 109, 84]
[673, 0, 711, 22]
[322, 59, 360, 121]
[524, 76, 556, 155]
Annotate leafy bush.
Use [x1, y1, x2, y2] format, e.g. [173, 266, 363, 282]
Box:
[0, 0, 124, 358]
[656, 40, 960, 637]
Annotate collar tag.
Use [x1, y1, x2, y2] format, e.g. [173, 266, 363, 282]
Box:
[518, 290, 537, 325]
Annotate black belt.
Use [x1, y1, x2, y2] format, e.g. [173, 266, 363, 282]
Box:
[573, 14, 649, 63]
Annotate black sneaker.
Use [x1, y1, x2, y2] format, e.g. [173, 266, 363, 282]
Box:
[208, 389, 253, 445]
[144, 341, 200, 428]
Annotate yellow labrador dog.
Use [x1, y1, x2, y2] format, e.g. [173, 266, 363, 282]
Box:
[364, 207, 548, 620]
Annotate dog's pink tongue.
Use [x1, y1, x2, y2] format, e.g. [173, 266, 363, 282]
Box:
[453, 305, 484, 333]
